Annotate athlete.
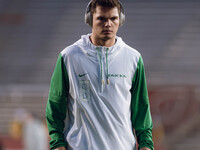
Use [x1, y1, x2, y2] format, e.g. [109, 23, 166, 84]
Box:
[46, 0, 154, 150]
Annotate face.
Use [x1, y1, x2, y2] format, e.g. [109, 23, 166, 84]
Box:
[91, 6, 120, 43]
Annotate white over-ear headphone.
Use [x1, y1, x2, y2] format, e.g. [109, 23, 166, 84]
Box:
[85, 0, 125, 27]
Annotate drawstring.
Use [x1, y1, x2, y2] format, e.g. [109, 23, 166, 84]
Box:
[96, 47, 110, 85]
[106, 48, 110, 84]
[97, 47, 104, 84]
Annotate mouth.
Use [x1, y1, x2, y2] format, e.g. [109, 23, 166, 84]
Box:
[102, 30, 113, 34]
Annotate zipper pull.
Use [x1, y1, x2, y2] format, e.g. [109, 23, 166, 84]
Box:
[107, 79, 110, 84]
[102, 79, 105, 84]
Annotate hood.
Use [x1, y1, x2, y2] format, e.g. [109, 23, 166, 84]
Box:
[74, 33, 125, 55]
[74, 34, 125, 86]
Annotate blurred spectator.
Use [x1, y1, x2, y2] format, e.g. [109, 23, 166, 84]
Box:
[9, 108, 48, 150]
[22, 111, 48, 150]
[9, 109, 26, 139]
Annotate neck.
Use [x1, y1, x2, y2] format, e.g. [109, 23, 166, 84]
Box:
[90, 35, 116, 47]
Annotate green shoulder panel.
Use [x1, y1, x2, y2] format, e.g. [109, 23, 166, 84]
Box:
[46, 53, 69, 150]
[130, 56, 154, 150]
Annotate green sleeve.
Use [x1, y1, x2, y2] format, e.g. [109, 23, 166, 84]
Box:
[46, 53, 69, 150]
[130, 56, 154, 150]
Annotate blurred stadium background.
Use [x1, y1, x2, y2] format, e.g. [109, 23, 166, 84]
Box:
[0, 0, 200, 150]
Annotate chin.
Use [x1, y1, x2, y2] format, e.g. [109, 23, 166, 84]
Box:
[102, 34, 115, 40]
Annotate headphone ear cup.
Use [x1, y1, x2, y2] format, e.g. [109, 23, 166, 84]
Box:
[85, 11, 93, 27]
[119, 1, 125, 27]
[119, 11, 125, 27]
[85, 0, 93, 27]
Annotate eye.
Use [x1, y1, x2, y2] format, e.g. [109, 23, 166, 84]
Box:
[97, 17, 106, 21]
[111, 17, 118, 21]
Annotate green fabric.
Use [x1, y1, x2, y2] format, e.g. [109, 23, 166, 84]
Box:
[130, 56, 154, 150]
[46, 53, 69, 150]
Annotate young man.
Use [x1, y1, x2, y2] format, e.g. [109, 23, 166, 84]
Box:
[46, 0, 154, 150]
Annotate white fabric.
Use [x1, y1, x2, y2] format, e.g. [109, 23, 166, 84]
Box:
[62, 34, 140, 150]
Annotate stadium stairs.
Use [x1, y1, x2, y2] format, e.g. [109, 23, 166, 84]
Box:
[0, 0, 200, 150]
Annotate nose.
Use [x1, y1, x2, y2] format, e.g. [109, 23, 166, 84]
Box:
[105, 19, 111, 27]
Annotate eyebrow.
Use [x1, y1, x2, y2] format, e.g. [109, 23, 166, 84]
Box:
[96, 15, 119, 19]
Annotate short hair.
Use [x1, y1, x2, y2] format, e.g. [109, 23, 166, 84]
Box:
[90, 0, 121, 15]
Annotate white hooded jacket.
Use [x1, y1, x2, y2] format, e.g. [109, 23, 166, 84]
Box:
[46, 34, 154, 150]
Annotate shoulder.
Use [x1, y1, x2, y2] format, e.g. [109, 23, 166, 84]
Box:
[61, 44, 79, 57]
[60, 36, 87, 59]
[124, 44, 141, 57]
[122, 43, 142, 64]
[116, 37, 141, 59]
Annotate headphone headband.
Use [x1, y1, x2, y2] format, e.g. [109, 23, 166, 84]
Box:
[85, 0, 125, 27]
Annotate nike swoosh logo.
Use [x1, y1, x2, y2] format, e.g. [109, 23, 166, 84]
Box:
[79, 73, 88, 77]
